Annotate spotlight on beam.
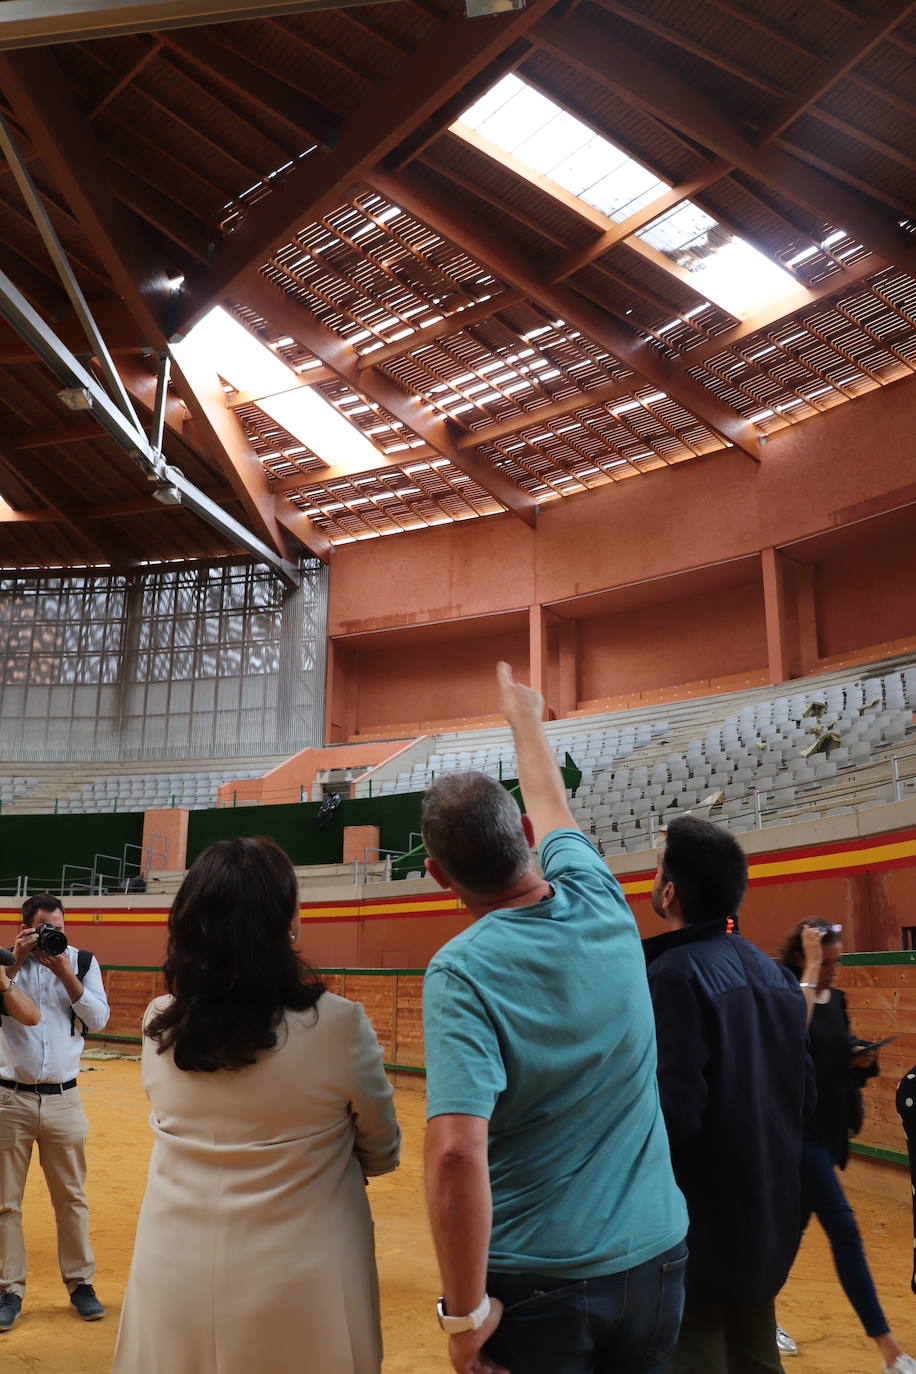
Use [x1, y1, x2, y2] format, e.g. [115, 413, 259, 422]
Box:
[57, 387, 93, 412]
[152, 483, 182, 508]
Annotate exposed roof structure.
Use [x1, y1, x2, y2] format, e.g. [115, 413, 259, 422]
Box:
[0, 0, 914, 568]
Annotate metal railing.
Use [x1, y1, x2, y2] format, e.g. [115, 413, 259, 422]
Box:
[362, 847, 406, 884]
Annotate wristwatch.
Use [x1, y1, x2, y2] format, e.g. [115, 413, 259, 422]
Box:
[436, 1294, 491, 1334]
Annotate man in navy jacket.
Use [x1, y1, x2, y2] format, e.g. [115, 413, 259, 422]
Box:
[644, 815, 811, 1373]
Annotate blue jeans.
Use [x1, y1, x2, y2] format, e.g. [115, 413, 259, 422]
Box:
[483, 1240, 688, 1374]
[800, 1137, 888, 1338]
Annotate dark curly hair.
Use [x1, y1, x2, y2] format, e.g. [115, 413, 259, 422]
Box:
[146, 837, 325, 1072]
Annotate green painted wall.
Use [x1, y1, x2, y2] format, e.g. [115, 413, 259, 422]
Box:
[0, 812, 145, 895]
[186, 793, 425, 868]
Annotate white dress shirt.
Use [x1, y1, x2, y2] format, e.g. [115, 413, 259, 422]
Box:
[0, 946, 110, 1084]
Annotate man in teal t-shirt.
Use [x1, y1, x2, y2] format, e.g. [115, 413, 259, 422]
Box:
[422, 663, 687, 1374]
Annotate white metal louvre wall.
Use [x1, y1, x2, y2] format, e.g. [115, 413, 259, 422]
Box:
[0, 559, 327, 762]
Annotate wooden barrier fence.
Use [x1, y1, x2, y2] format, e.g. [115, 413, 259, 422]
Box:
[91, 965, 427, 1075]
[842, 951, 916, 1166]
[92, 956, 916, 1170]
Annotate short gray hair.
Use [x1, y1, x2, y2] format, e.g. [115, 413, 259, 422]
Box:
[421, 771, 532, 895]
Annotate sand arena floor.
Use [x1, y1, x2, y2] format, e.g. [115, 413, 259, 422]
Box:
[4, 1057, 916, 1373]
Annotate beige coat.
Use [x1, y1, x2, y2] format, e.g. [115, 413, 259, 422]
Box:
[112, 992, 400, 1374]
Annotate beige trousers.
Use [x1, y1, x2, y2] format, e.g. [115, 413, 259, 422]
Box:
[0, 1085, 95, 1298]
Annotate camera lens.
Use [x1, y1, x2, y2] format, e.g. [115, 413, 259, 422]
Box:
[37, 925, 68, 956]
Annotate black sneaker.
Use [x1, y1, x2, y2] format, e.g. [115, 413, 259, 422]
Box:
[70, 1284, 104, 1321]
[0, 1291, 21, 1332]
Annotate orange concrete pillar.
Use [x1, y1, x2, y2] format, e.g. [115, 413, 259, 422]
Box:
[342, 824, 380, 866]
[142, 809, 189, 873]
[557, 618, 578, 718]
[761, 547, 797, 685]
[529, 603, 551, 717]
[326, 640, 358, 743]
[794, 562, 820, 670]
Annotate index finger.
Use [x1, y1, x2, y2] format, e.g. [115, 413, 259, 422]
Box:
[496, 661, 514, 689]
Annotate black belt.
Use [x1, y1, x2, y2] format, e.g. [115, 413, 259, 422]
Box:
[0, 1077, 76, 1095]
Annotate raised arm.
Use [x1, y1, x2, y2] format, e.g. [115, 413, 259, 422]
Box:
[798, 926, 825, 1027]
[497, 661, 576, 848]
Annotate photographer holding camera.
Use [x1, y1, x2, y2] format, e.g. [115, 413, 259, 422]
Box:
[0, 894, 110, 1333]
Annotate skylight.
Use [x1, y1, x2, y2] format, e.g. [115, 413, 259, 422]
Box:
[458, 74, 666, 223]
[457, 75, 798, 318]
[174, 308, 385, 475]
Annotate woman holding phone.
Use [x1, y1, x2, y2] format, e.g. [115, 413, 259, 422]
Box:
[776, 918, 915, 1373]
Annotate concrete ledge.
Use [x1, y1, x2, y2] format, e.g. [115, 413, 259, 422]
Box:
[607, 796, 916, 875]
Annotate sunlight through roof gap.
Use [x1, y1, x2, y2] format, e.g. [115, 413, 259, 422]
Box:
[175, 308, 388, 475]
[456, 75, 798, 318]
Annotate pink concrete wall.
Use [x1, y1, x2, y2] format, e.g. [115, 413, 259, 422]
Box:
[814, 528, 916, 660]
[325, 379, 916, 734]
[577, 578, 767, 701]
[350, 629, 530, 731]
[218, 741, 402, 805]
[329, 380, 916, 639]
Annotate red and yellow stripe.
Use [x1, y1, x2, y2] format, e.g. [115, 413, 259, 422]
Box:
[619, 827, 916, 897]
[2, 829, 913, 927]
[0, 890, 464, 929]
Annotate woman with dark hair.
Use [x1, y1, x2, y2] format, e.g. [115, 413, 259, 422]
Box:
[776, 918, 915, 1374]
[112, 838, 400, 1374]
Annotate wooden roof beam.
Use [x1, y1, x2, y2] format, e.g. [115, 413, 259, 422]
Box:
[227, 370, 337, 408]
[269, 444, 441, 495]
[238, 272, 539, 526]
[0, 241, 68, 316]
[671, 255, 882, 370]
[104, 162, 215, 263]
[356, 292, 524, 371]
[0, 47, 175, 347]
[369, 166, 763, 462]
[755, 0, 916, 145]
[0, 493, 233, 522]
[175, 0, 564, 333]
[455, 378, 635, 452]
[551, 161, 733, 282]
[0, 439, 136, 570]
[0, 300, 156, 365]
[0, 1, 385, 49]
[15, 422, 102, 449]
[533, 11, 916, 280]
[159, 29, 337, 147]
[166, 345, 329, 561]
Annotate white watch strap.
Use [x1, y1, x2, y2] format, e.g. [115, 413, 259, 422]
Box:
[437, 1293, 491, 1334]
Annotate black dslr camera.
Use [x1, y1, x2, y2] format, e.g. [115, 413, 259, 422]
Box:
[35, 924, 68, 956]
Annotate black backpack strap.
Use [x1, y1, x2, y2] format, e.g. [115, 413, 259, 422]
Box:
[70, 948, 94, 1037]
